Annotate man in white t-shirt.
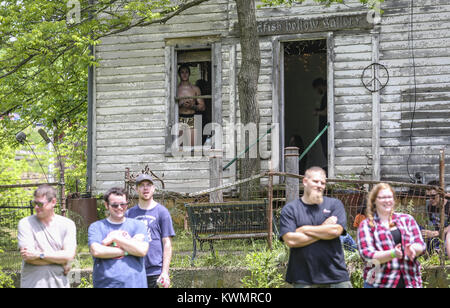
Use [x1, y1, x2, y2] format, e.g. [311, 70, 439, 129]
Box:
[18, 184, 77, 288]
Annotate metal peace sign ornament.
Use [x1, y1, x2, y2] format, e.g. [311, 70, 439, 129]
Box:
[361, 62, 390, 93]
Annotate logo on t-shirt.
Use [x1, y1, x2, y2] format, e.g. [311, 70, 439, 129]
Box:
[106, 230, 131, 259]
[133, 215, 155, 240]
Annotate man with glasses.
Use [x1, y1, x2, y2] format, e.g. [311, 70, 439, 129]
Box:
[126, 174, 175, 288]
[421, 180, 450, 255]
[88, 187, 149, 288]
[18, 184, 77, 288]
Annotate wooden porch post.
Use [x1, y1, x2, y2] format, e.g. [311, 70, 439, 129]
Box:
[209, 148, 223, 203]
[285, 147, 299, 203]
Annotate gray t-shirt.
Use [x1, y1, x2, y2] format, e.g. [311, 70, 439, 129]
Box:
[18, 214, 77, 288]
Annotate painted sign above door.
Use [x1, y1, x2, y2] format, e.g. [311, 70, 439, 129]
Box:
[233, 12, 373, 36]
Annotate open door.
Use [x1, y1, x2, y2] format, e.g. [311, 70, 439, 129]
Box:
[283, 39, 328, 175]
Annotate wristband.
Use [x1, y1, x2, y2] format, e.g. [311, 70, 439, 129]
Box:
[390, 250, 396, 259]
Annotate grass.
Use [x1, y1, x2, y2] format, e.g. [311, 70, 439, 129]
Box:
[171, 229, 271, 268]
[68, 228, 272, 270]
[3, 226, 449, 288]
[0, 226, 269, 272]
[5, 226, 449, 271]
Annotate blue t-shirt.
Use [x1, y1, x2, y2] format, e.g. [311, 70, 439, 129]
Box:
[279, 197, 349, 285]
[88, 218, 149, 288]
[126, 203, 176, 276]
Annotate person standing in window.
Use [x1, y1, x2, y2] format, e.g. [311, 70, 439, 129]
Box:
[357, 183, 426, 288]
[177, 64, 205, 147]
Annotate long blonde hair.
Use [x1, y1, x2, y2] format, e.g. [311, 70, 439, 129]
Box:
[366, 183, 396, 228]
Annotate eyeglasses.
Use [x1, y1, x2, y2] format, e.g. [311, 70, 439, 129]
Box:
[108, 203, 128, 209]
[426, 194, 438, 199]
[31, 200, 46, 208]
[376, 196, 394, 200]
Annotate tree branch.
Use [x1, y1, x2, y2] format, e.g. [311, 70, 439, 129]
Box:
[0, 54, 36, 79]
[102, 0, 211, 38]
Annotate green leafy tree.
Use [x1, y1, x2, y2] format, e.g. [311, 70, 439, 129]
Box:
[0, 143, 34, 203]
[0, 0, 210, 191]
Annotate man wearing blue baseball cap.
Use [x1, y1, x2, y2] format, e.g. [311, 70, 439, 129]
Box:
[126, 173, 176, 288]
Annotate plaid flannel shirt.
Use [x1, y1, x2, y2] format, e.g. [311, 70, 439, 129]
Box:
[357, 213, 426, 288]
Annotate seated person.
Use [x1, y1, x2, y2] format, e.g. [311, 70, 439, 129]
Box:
[421, 180, 450, 255]
[353, 201, 367, 229]
[340, 233, 358, 252]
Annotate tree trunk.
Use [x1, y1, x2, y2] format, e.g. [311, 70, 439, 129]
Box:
[235, 0, 261, 200]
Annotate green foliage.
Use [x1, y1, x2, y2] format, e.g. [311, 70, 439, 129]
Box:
[0, 0, 205, 146]
[76, 277, 93, 288]
[0, 267, 15, 288]
[344, 249, 365, 288]
[0, 143, 34, 201]
[0, 249, 15, 288]
[241, 240, 287, 288]
[0, 143, 35, 250]
[0, 0, 213, 194]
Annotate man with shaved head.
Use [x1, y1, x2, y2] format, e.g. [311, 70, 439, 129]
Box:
[279, 166, 351, 288]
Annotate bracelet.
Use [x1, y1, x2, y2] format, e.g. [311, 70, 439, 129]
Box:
[390, 250, 396, 259]
[124, 251, 128, 257]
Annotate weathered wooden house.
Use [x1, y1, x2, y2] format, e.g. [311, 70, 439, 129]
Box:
[90, 0, 450, 194]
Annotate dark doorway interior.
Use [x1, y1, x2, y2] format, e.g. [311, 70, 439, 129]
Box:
[284, 39, 327, 174]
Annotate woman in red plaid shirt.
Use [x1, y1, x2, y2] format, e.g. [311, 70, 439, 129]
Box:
[357, 183, 426, 288]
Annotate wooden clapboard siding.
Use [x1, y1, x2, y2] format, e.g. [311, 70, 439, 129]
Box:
[378, 0, 450, 183]
[94, 0, 230, 194]
[333, 31, 373, 177]
[93, 0, 450, 194]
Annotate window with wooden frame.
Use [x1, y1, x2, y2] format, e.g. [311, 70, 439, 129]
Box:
[165, 40, 222, 156]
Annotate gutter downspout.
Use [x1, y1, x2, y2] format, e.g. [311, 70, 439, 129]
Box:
[86, 0, 94, 192]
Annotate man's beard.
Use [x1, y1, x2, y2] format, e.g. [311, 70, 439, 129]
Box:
[307, 189, 324, 204]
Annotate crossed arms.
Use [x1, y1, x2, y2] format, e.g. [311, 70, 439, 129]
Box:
[282, 216, 344, 248]
[90, 230, 149, 259]
[18, 220, 76, 274]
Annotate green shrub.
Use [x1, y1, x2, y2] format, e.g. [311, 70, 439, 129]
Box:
[241, 241, 286, 288]
[0, 249, 15, 288]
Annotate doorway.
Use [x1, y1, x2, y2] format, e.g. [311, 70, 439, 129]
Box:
[283, 39, 327, 174]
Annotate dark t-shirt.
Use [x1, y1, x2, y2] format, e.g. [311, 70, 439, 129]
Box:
[426, 200, 450, 230]
[126, 204, 176, 276]
[88, 218, 149, 288]
[279, 197, 349, 284]
[318, 93, 328, 129]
